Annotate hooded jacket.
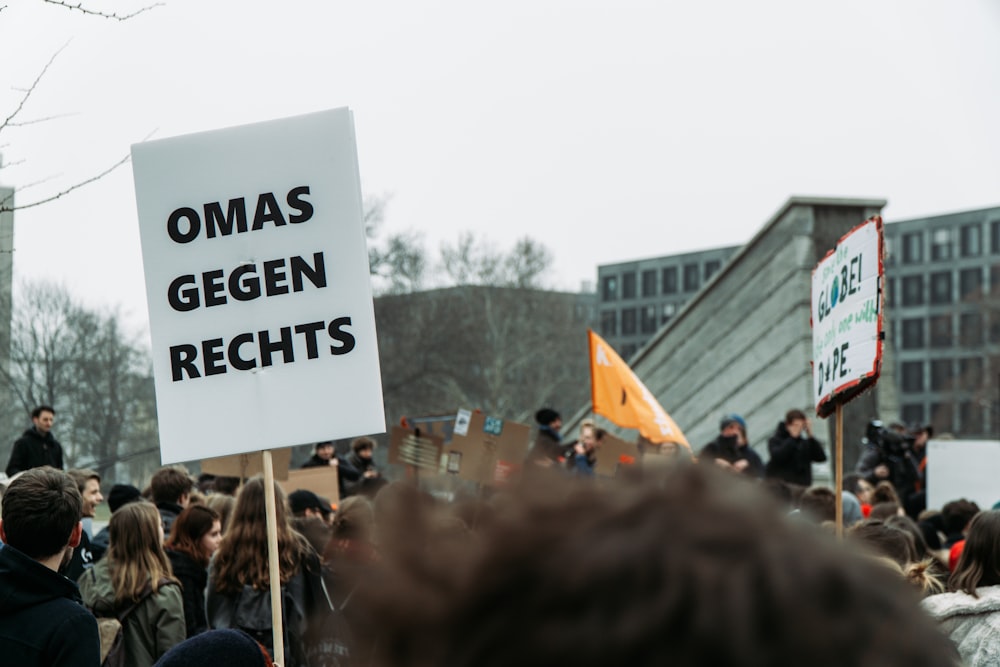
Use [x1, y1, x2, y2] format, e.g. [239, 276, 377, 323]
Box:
[5, 426, 63, 477]
[921, 585, 1000, 667]
[78, 558, 186, 667]
[765, 421, 827, 486]
[0, 543, 101, 667]
[166, 548, 209, 638]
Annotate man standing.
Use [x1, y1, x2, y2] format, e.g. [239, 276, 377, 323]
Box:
[301, 440, 340, 468]
[699, 414, 764, 478]
[765, 409, 827, 487]
[0, 467, 101, 666]
[341, 436, 385, 498]
[527, 408, 564, 467]
[150, 466, 194, 539]
[6, 406, 63, 477]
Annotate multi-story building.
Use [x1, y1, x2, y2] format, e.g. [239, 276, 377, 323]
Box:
[596, 246, 740, 359]
[884, 205, 1000, 439]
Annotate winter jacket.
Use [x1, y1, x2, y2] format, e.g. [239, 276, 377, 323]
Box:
[5, 427, 63, 476]
[166, 548, 209, 638]
[699, 435, 765, 478]
[157, 502, 184, 540]
[78, 558, 186, 667]
[527, 425, 565, 464]
[922, 585, 1000, 667]
[765, 421, 827, 486]
[0, 543, 101, 667]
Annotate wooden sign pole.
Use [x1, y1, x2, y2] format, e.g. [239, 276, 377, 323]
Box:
[262, 450, 286, 667]
[835, 404, 844, 539]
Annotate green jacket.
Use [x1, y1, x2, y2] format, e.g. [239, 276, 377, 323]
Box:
[78, 559, 186, 667]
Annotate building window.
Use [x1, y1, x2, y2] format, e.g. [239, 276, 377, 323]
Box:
[901, 318, 924, 349]
[886, 278, 895, 305]
[683, 263, 700, 292]
[930, 271, 952, 304]
[991, 312, 1000, 343]
[960, 402, 984, 435]
[662, 267, 678, 294]
[641, 270, 657, 297]
[960, 312, 983, 346]
[901, 276, 924, 306]
[992, 265, 1000, 292]
[704, 260, 721, 281]
[930, 359, 953, 391]
[884, 236, 895, 266]
[622, 272, 637, 300]
[931, 403, 954, 432]
[901, 361, 924, 393]
[661, 302, 677, 324]
[961, 224, 982, 257]
[601, 276, 618, 302]
[902, 232, 923, 264]
[901, 403, 925, 426]
[620, 343, 637, 359]
[930, 315, 952, 348]
[621, 308, 637, 335]
[599, 310, 617, 337]
[640, 305, 658, 334]
[960, 358, 983, 391]
[960, 268, 983, 300]
[931, 229, 952, 261]
[993, 220, 1000, 253]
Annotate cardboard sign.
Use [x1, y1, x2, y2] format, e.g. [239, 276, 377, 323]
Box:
[811, 217, 884, 417]
[594, 432, 640, 477]
[387, 425, 444, 470]
[132, 109, 385, 464]
[445, 410, 531, 484]
[201, 448, 292, 480]
[278, 467, 340, 507]
[927, 440, 1000, 511]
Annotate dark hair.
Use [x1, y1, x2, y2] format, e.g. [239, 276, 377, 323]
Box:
[848, 519, 918, 567]
[842, 473, 868, 496]
[869, 502, 901, 521]
[872, 481, 900, 506]
[1, 467, 81, 558]
[31, 405, 55, 419]
[785, 409, 807, 424]
[150, 466, 194, 505]
[315, 441, 334, 452]
[942, 499, 980, 536]
[884, 515, 937, 562]
[66, 468, 101, 494]
[359, 465, 959, 667]
[167, 504, 221, 567]
[799, 486, 837, 523]
[212, 476, 241, 496]
[949, 510, 1000, 596]
[352, 436, 375, 455]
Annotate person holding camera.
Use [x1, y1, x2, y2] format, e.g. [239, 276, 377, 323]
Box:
[765, 409, 827, 487]
[856, 420, 920, 497]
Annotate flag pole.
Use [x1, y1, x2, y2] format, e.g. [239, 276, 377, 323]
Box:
[262, 449, 285, 666]
[835, 404, 844, 539]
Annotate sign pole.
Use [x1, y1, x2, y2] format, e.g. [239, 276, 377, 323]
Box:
[835, 404, 844, 539]
[262, 449, 286, 667]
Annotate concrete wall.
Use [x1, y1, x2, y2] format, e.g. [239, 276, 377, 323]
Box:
[568, 197, 893, 481]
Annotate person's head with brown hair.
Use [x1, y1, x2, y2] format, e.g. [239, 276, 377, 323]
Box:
[359, 465, 959, 667]
[872, 480, 900, 506]
[211, 476, 312, 593]
[66, 468, 103, 519]
[942, 499, 981, 538]
[322, 495, 376, 564]
[166, 504, 222, 567]
[869, 502, 903, 521]
[799, 486, 837, 523]
[848, 519, 919, 568]
[107, 500, 176, 604]
[151, 466, 195, 507]
[0, 467, 81, 562]
[352, 436, 376, 459]
[206, 493, 236, 533]
[948, 510, 1000, 597]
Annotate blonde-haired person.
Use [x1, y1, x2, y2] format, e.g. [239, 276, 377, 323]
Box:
[79, 501, 185, 667]
[206, 475, 324, 667]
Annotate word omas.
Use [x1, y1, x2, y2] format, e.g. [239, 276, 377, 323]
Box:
[166, 186, 313, 243]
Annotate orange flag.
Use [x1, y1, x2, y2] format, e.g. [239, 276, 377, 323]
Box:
[588, 329, 690, 448]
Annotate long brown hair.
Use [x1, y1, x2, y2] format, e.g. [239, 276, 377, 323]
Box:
[166, 504, 220, 567]
[108, 501, 176, 605]
[211, 476, 311, 593]
[949, 510, 1000, 596]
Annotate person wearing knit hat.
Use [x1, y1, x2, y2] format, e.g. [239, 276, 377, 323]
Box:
[527, 408, 564, 467]
[91, 483, 144, 562]
[698, 412, 764, 478]
[153, 629, 272, 666]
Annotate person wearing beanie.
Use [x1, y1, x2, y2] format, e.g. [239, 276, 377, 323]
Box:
[153, 629, 272, 667]
[91, 483, 144, 563]
[526, 408, 564, 467]
[698, 413, 764, 478]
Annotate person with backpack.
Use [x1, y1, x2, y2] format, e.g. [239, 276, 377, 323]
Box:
[79, 501, 185, 667]
[165, 504, 223, 638]
[206, 476, 325, 667]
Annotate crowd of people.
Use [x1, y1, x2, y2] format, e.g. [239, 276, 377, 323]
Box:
[0, 403, 998, 666]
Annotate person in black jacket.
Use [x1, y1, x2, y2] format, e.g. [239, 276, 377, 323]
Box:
[765, 409, 827, 487]
[5, 406, 63, 477]
[0, 467, 101, 667]
[699, 414, 764, 478]
[166, 504, 223, 638]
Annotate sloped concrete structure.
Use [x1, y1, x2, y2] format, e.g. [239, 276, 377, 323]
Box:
[569, 197, 897, 479]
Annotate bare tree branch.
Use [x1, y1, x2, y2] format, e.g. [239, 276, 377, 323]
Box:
[0, 152, 129, 212]
[1, 44, 68, 136]
[6, 111, 79, 127]
[42, 0, 163, 21]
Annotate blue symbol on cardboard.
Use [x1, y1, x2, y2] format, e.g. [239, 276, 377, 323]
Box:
[483, 416, 503, 436]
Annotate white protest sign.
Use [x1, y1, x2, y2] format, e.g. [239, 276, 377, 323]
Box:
[811, 217, 884, 417]
[927, 440, 1000, 511]
[132, 108, 385, 464]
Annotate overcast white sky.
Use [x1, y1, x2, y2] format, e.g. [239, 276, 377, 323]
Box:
[1, 1, 999, 339]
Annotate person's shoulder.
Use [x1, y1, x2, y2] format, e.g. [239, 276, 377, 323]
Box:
[921, 587, 1000, 618]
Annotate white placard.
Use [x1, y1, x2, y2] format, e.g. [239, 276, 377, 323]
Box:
[927, 440, 1000, 511]
[454, 409, 472, 437]
[811, 217, 884, 417]
[132, 108, 385, 464]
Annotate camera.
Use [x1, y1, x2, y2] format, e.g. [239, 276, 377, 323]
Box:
[864, 420, 915, 458]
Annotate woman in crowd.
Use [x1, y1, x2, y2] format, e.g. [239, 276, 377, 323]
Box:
[165, 504, 223, 638]
[922, 510, 1000, 666]
[79, 501, 186, 667]
[206, 476, 323, 667]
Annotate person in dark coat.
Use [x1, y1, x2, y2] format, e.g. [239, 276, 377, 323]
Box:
[0, 467, 101, 667]
[5, 406, 63, 477]
[699, 414, 764, 478]
[165, 504, 223, 638]
[527, 408, 565, 467]
[341, 437, 386, 498]
[765, 409, 827, 487]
